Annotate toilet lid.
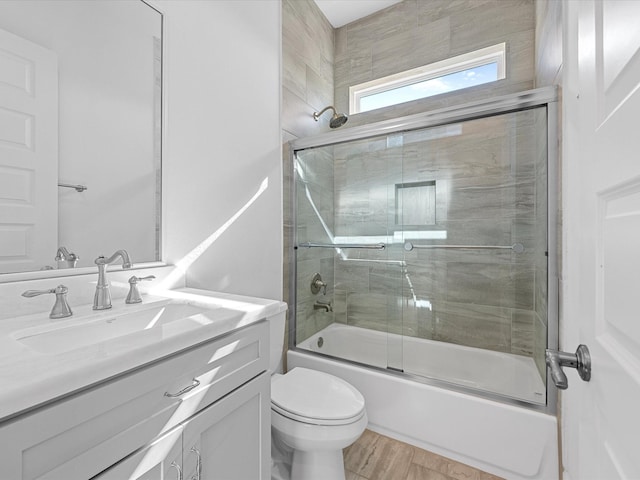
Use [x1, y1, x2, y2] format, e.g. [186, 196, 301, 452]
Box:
[271, 368, 365, 422]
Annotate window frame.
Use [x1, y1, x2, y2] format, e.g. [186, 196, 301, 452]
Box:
[349, 43, 506, 114]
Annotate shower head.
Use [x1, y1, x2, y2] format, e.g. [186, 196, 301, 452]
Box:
[313, 106, 348, 129]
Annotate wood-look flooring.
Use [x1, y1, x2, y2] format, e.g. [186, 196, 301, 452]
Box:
[343, 430, 505, 480]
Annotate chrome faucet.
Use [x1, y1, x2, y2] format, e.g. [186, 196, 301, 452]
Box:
[22, 285, 73, 319]
[55, 246, 79, 269]
[93, 250, 133, 310]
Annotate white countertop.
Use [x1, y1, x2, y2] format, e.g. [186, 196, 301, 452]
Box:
[0, 287, 287, 423]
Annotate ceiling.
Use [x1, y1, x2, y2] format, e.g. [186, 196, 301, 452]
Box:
[313, 0, 404, 28]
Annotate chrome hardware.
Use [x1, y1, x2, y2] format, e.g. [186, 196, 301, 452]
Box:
[22, 285, 73, 319]
[310, 272, 327, 295]
[55, 246, 79, 269]
[313, 300, 333, 313]
[545, 345, 591, 389]
[404, 241, 524, 253]
[299, 242, 386, 250]
[170, 461, 183, 480]
[164, 378, 201, 398]
[93, 250, 133, 310]
[190, 446, 202, 480]
[58, 182, 87, 192]
[126, 275, 156, 304]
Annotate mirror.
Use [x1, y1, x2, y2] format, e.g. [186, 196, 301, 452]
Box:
[0, 0, 162, 275]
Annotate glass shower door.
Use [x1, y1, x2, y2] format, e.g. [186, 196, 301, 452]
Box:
[293, 134, 404, 371]
[397, 108, 549, 404]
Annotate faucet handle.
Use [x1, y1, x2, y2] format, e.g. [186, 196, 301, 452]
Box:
[311, 273, 328, 295]
[126, 275, 156, 304]
[22, 285, 73, 319]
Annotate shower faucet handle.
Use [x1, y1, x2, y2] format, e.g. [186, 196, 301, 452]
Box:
[311, 272, 327, 295]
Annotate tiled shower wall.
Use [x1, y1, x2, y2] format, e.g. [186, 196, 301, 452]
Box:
[281, 0, 334, 348]
[326, 109, 548, 362]
[334, 0, 535, 127]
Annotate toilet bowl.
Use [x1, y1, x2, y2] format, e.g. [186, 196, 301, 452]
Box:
[271, 367, 368, 480]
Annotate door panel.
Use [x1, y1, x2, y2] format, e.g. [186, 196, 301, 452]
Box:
[182, 373, 270, 480]
[563, 0, 640, 478]
[0, 27, 57, 273]
[94, 427, 183, 480]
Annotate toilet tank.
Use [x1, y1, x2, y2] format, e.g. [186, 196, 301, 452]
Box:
[268, 311, 286, 374]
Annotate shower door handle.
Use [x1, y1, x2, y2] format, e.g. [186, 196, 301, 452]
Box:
[545, 345, 591, 389]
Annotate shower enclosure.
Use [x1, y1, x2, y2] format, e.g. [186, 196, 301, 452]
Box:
[289, 88, 558, 408]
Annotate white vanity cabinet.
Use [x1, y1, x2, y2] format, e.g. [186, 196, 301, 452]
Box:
[0, 320, 270, 479]
[97, 373, 270, 480]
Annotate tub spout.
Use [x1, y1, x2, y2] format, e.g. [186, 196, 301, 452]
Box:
[313, 300, 333, 313]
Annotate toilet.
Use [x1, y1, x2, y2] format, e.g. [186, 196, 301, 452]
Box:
[268, 313, 368, 480]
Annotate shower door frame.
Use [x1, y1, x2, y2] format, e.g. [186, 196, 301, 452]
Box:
[288, 86, 559, 414]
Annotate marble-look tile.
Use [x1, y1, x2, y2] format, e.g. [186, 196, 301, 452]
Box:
[345, 292, 400, 333]
[507, 29, 536, 85]
[335, 263, 370, 293]
[534, 0, 562, 87]
[306, 66, 334, 112]
[282, 49, 307, 101]
[343, 429, 381, 474]
[433, 301, 513, 353]
[511, 309, 535, 356]
[345, 429, 413, 480]
[406, 464, 449, 480]
[420, 0, 508, 25]
[344, 429, 506, 480]
[445, 262, 534, 310]
[371, 17, 450, 80]
[533, 311, 548, 379]
[346, 470, 368, 480]
[446, 175, 536, 223]
[449, 0, 534, 52]
[333, 289, 348, 324]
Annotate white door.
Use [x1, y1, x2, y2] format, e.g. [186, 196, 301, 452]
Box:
[563, 0, 640, 478]
[0, 27, 57, 273]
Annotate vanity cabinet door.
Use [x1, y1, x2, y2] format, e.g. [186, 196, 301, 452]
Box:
[93, 426, 183, 480]
[182, 371, 270, 480]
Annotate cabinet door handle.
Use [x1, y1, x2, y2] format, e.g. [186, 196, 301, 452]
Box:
[190, 446, 202, 480]
[164, 378, 201, 398]
[170, 461, 183, 480]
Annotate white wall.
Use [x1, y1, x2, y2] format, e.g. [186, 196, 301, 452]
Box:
[154, 0, 283, 300]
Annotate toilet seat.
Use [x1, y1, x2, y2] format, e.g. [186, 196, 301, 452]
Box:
[271, 367, 365, 426]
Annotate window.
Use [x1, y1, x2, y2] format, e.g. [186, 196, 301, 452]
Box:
[349, 43, 506, 114]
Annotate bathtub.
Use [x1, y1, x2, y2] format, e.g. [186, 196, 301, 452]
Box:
[288, 323, 559, 480]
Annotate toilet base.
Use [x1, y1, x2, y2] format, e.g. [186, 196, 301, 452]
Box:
[291, 449, 345, 480]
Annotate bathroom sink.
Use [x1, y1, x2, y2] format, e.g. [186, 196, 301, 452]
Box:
[13, 302, 233, 355]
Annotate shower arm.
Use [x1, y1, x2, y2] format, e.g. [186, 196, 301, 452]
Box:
[312, 106, 336, 121]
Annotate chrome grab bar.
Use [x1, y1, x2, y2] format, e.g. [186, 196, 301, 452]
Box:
[404, 241, 524, 253]
[298, 242, 386, 250]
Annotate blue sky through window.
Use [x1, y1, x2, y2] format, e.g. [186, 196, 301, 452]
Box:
[359, 62, 499, 113]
